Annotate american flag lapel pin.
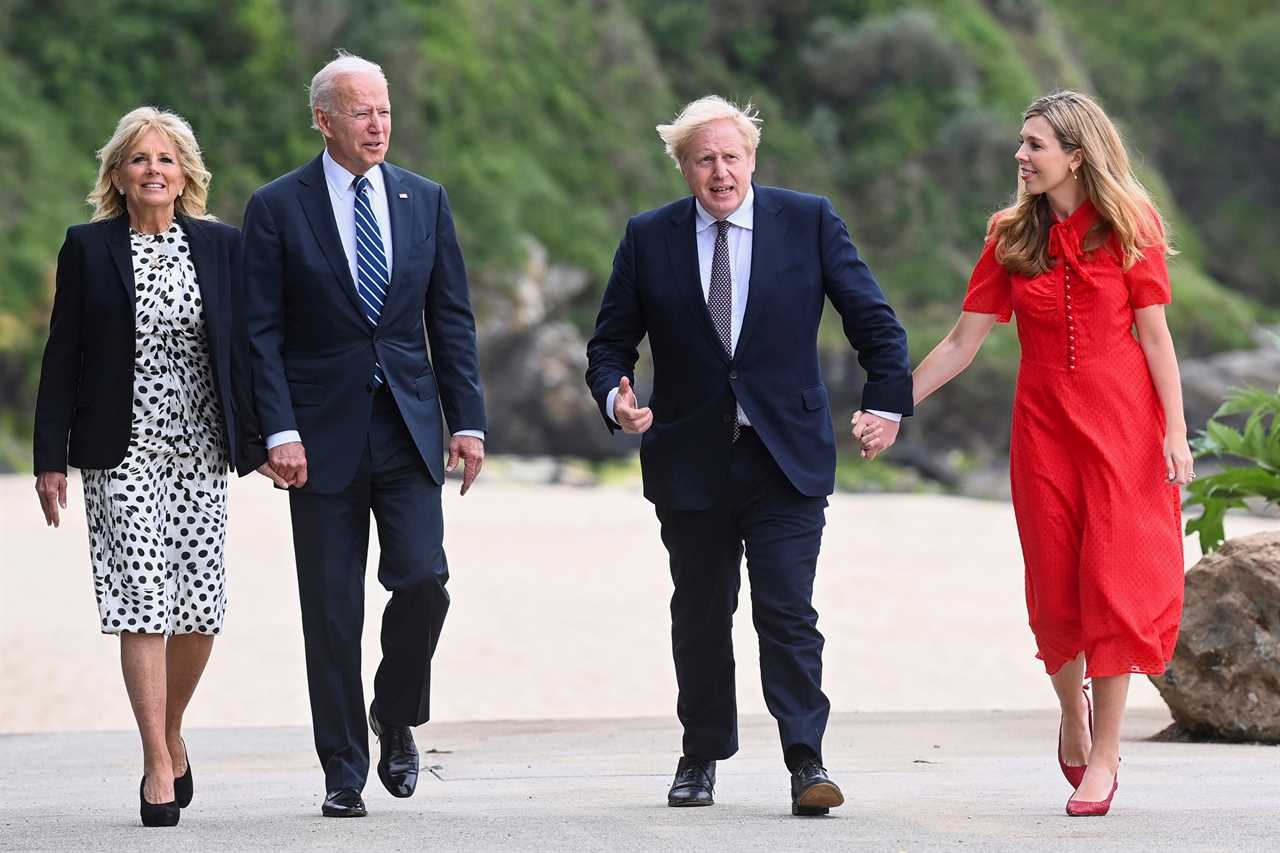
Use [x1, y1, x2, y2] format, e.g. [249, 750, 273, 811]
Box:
[398, 192, 408, 199]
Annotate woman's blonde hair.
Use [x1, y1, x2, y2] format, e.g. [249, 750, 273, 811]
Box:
[990, 90, 1170, 275]
[656, 95, 762, 169]
[88, 106, 214, 222]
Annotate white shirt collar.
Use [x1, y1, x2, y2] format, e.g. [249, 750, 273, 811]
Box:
[694, 185, 755, 233]
[322, 148, 385, 197]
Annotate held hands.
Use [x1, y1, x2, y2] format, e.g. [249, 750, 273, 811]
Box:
[1164, 432, 1196, 486]
[267, 441, 308, 488]
[447, 435, 485, 496]
[850, 410, 900, 461]
[256, 461, 290, 489]
[35, 471, 68, 527]
[614, 376, 653, 434]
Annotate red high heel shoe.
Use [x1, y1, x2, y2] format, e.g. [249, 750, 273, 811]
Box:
[1057, 685, 1092, 788]
[1065, 766, 1118, 817]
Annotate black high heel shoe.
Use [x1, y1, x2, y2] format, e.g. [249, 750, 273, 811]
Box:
[140, 776, 180, 827]
[174, 739, 193, 808]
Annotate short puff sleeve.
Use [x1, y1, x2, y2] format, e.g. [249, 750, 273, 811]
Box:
[1125, 241, 1171, 309]
[961, 238, 1013, 323]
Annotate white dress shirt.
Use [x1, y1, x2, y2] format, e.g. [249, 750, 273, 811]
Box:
[323, 148, 395, 287]
[265, 149, 483, 450]
[607, 188, 900, 428]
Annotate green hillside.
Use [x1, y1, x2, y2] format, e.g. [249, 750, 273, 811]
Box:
[0, 0, 1273, 471]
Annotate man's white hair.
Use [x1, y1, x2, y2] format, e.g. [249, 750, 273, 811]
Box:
[656, 95, 762, 169]
[308, 51, 387, 129]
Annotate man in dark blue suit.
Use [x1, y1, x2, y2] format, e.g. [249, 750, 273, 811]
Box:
[586, 96, 912, 815]
[243, 53, 486, 818]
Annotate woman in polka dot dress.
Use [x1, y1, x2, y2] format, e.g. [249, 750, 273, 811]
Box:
[33, 107, 270, 826]
[898, 92, 1193, 817]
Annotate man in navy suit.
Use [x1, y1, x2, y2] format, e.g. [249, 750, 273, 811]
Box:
[243, 53, 486, 818]
[586, 96, 912, 815]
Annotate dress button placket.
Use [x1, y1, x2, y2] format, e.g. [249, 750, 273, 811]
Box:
[1065, 269, 1075, 372]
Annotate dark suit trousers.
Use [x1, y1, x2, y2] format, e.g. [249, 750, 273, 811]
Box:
[288, 388, 450, 792]
[656, 427, 830, 765]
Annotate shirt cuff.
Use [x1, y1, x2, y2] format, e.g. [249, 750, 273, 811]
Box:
[266, 430, 301, 450]
[865, 409, 902, 423]
[453, 430, 485, 441]
[605, 387, 620, 426]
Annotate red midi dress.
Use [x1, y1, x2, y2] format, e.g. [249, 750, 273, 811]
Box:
[961, 199, 1184, 678]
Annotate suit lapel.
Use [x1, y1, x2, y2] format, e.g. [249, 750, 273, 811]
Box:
[106, 214, 136, 312]
[180, 215, 220, 333]
[733, 185, 783, 360]
[378, 162, 415, 326]
[665, 198, 728, 364]
[296, 154, 367, 322]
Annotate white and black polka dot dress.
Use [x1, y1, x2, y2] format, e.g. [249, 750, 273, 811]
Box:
[82, 223, 230, 635]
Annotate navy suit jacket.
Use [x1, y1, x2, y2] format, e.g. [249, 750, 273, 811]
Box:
[33, 214, 261, 475]
[586, 185, 912, 510]
[242, 154, 485, 494]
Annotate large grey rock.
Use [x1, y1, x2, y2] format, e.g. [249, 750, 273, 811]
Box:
[471, 238, 639, 457]
[1180, 333, 1280, 430]
[1150, 530, 1280, 742]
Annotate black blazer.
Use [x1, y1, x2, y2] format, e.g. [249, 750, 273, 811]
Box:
[32, 213, 264, 475]
[586, 185, 913, 510]
[241, 154, 486, 494]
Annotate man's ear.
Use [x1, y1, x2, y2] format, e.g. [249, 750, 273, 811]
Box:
[314, 108, 333, 141]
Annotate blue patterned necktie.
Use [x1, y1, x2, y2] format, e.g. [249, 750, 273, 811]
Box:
[353, 175, 388, 387]
[708, 219, 739, 441]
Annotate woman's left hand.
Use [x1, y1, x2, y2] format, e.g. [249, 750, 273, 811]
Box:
[1164, 432, 1195, 485]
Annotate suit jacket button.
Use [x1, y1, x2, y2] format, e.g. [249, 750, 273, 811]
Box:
[729, 370, 738, 380]
[722, 413, 733, 423]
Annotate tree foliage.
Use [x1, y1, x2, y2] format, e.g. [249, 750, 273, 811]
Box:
[0, 0, 1273, 469]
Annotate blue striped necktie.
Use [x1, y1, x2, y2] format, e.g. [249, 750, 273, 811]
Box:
[353, 175, 388, 387]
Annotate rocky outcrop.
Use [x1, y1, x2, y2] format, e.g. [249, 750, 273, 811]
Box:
[1180, 333, 1280, 430]
[1150, 531, 1280, 743]
[474, 239, 645, 457]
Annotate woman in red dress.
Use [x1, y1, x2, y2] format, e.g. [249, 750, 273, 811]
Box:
[864, 91, 1194, 815]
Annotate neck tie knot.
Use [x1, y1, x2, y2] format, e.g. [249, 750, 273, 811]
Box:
[716, 219, 730, 239]
[353, 175, 370, 195]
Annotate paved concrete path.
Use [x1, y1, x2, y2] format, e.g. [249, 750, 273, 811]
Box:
[2, 711, 1277, 852]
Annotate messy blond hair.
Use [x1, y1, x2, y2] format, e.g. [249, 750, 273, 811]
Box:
[656, 95, 761, 170]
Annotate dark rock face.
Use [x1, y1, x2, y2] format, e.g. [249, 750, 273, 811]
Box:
[1150, 531, 1280, 743]
[1180, 337, 1280, 432]
[473, 240, 645, 457]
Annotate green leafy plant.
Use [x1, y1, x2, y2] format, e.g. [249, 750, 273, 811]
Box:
[1183, 384, 1280, 553]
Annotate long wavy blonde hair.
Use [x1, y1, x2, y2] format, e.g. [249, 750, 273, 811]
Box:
[990, 91, 1169, 275]
[88, 106, 214, 221]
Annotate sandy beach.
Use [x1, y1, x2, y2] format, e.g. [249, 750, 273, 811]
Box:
[1, 472, 1274, 733]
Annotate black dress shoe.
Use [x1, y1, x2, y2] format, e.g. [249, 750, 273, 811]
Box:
[174, 739, 193, 809]
[667, 756, 715, 807]
[369, 702, 419, 798]
[139, 776, 180, 827]
[322, 788, 368, 818]
[790, 759, 844, 816]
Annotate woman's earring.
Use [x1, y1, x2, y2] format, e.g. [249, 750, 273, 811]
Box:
[1072, 169, 1079, 181]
